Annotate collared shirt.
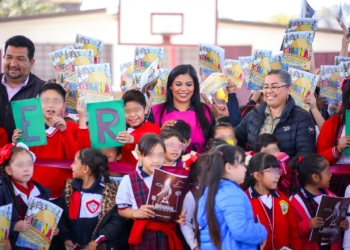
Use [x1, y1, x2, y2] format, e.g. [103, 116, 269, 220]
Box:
[2, 75, 30, 101]
[250, 186, 279, 210]
[13, 182, 41, 205]
[166, 103, 195, 113]
[260, 105, 281, 135]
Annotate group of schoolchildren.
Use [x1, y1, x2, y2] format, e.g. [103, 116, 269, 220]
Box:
[1, 81, 350, 250]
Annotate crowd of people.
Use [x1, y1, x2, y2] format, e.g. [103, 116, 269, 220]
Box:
[0, 33, 350, 250]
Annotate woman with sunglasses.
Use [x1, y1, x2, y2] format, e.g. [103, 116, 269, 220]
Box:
[243, 152, 302, 250]
[235, 69, 316, 158]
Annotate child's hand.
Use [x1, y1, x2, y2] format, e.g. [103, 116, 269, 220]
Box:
[226, 79, 236, 94]
[133, 205, 155, 219]
[88, 240, 98, 250]
[53, 228, 59, 236]
[161, 120, 177, 130]
[337, 136, 350, 153]
[341, 219, 349, 230]
[117, 131, 134, 144]
[14, 220, 31, 232]
[64, 240, 78, 250]
[175, 210, 186, 226]
[4, 239, 11, 250]
[12, 129, 22, 144]
[50, 116, 67, 131]
[309, 217, 324, 229]
[304, 92, 317, 110]
[76, 100, 86, 117]
[216, 105, 229, 116]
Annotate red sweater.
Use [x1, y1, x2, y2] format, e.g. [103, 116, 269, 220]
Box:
[316, 114, 342, 165]
[0, 127, 8, 148]
[120, 121, 161, 164]
[31, 121, 90, 198]
[245, 188, 302, 250]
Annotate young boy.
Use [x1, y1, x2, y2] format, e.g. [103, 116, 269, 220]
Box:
[118, 90, 161, 165]
[171, 120, 191, 152]
[253, 133, 280, 154]
[12, 83, 90, 199]
[212, 122, 237, 146]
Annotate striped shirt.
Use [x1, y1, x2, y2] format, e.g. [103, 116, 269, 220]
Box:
[259, 105, 281, 135]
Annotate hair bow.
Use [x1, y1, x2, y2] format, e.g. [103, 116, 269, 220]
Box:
[16, 142, 36, 162]
[297, 156, 303, 163]
[182, 151, 199, 171]
[0, 144, 14, 165]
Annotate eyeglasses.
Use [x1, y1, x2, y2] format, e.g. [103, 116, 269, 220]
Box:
[165, 142, 186, 151]
[251, 168, 282, 176]
[262, 84, 287, 92]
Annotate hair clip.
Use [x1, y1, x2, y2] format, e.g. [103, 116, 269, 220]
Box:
[297, 156, 303, 163]
[0, 144, 14, 165]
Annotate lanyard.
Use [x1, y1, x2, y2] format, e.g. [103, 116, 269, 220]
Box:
[257, 196, 275, 250]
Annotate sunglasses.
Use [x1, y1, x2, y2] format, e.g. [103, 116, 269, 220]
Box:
[164, 142, 186, 151]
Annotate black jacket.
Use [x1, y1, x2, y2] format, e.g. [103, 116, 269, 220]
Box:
[0, 73, 45, 143]
[235, 96, 316, 158]
[0, 176, 51, 249]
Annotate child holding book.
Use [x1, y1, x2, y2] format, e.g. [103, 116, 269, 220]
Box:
[195, 145, 267, 249]
[118, 90, 161, 165]
[0, 143, 56, 249]
[243, 152, 302, 250]
[289, 153, 349, 250]
[59, 148, 125, 250]
[117, 133, 186, 250]
[160, 129, 186, 167]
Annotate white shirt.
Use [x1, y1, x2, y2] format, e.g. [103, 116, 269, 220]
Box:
[180, 190, 198, 250]
[13, 183, 40, 205]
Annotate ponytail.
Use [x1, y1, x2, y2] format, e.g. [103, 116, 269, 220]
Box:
[78, 149, 111, 183]
[289, 156, 302, 195]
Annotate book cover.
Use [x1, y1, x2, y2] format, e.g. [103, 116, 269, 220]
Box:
[0, 204, 12, 248]
[270, 54, 282, 70]
[146, 168, 188, 222]
[75, 34, 104, 63]
[134, 46, 163, 74]
[120, 61, 134, 91]
[200, 73, 228, 95]
[301, 0, 315, 18]
[239, 56, 253, 85]
[336, 5, 349, 36]
[136, 58, 162, 94]
[48, 46, 74, 73]
[225, 59, 243, 88]
[320, 65, 341, 104]
[334, 56, 350, 66]
[248, 50, 272, 90]
[198, 43, 225, 74]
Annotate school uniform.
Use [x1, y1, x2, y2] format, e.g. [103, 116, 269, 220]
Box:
[290, 188, 342, 250]
[245, 187, 302, 250]
[117, 167, 183, 250]
[0, 127, 7, 148]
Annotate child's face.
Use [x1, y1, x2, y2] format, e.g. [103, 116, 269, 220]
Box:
[164, 136, 185, 164]
[214, 128, 237, 145]
[318, 163, 332, 189]
[100, 148, 121, 162]
[257, 167, 282, 190]
[124, 101, 146, 128]
[71, 152, 87, 179]
[225, 157, 246, 184]
[5, 151, 34, 186]
[260, 143, 280, 155]
[139, 143, 165, 175]
[40, 90, 66, 121]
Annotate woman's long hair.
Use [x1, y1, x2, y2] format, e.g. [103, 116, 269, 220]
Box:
[158, 64, 212, 140]
[194, 144, 245, 250]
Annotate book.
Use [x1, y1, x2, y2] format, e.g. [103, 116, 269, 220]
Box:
[137, 58, 162, 95]
[310, 196, 350, 243]
[120, 61, 134, 91]
[146, 168, 188, 222]
[48, 46, 74, 73]
[336, 5, 350, 38]
[334, 56, 350, 66]
[0, 204, 12, 248]
[150, 69, 171, 106]
[288, 68, 319, 111]
[75, 33, 104, 63]
[16, 198, 63, 250]
[248, 50, 272, 90]
[239, 56, 253, 85]
[198, 43, 225, 74]
[301, 0, 315, 18]
[225, 59, 243, 88]
[270, 54, 282, 70]
[200, 73, 228, 95]
[320, 66, 341, 104]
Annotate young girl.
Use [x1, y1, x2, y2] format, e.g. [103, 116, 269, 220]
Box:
[117, 133, 186, 250]
[195, 145, 267, 249]
[59, 148, 125, 250]
[0, 143, 53, 249]
[289, 153, 349, 250]
[243, 152, 301, 250]
[160, 129, 186, 167]
[180, 154, 209, 250]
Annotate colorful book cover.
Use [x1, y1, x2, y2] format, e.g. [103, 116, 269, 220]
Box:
[48, 46, 74, 73]
[150, 94, 167, 106]
[150, 69, 171, 106]
[336, 5, 349, 36]
[239, 56, 253, 84]
[120, 62, 134, 91]
[76, 63, 113, 103]
[75, 34, 104, 63]
[288, 68, 319, 111]
[320, 66, 341, 104]
[270, 54, 282, 70]
[0, 204, 12, 248]
[134, 46, 164, 74]
[64, 49, 94, 75]
[137, 58, 162, 94]
[301, 0, 315, 18]
[225, 60, 243, 88]
[200, 73, 228, 94]
[16, 198, 63, 250]
[282, 31, 315, 71]
[146, 168, 188, 222]
[339, 61, 350, 83]
[310, 196, 350, 243]
[198, 43, 225, 74]
[248, 50, 272, 90]
[334, 56, 350, 66]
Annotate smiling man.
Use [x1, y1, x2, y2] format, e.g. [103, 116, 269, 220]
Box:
[0, 35, 45, 142]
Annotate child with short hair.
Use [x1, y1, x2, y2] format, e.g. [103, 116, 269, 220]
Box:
[59, 148, 125, 250]
[253, 134, 280, 154]
[195, 145, 267, 249]
[205, 138, 227, 153]
[118, 90, 161, 165]
[171, 120, 192, 151]
[243, 152, 301, 250]
[290, 153, 349, 250]
[100, 147, 122, 163]
[212, 122, 237, 146]
[160, 129, 186, 167]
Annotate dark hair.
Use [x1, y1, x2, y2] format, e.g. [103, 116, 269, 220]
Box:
[171, 120, 191, 141]
[5, 35, 35, 60]
[315, 86, 320, 96]
[289, 153, 329, 195]
[189, 153, 210, 189]
[217, 116, 230, 124]
[159, 64, 212, 140]
[194, 145, 245, 249]
[253, 134, 279, 152]
[339, 78, 350, 139]
[159, 129, 185, 143]
[266, 69, 292, 86]
[122, 89, 147, 108]
[243, 152, 280, 190]
[46, 79, 57, 84]
[78, 148, 110, 183]
[212, 122, 234, 138]
[138, 133, 166, 156]
[248, 92, 263, 104]
[0, 147, 33, 213]
[239, 105, 255, 117]
[205, 138, 227, 152]
[38, 83, 66, 102]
